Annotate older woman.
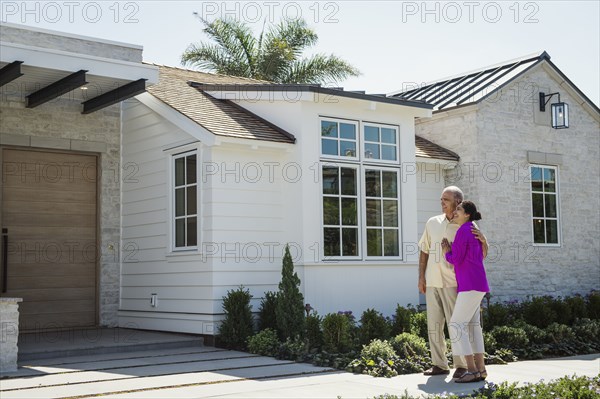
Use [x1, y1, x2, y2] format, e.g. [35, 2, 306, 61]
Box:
[441, 200, 490, 383]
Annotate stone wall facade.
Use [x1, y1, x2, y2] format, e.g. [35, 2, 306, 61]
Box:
[416, 64, 600, 302]
[0, 298, 22, 373]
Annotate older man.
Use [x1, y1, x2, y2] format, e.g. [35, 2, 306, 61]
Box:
[418, 186, 488, 378]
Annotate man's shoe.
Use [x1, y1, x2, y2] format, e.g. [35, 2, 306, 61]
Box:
[452, 368, 468, 379]
[423, 366, 450, 376]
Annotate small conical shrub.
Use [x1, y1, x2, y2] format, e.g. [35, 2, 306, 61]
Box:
[276, 245, 305, 339]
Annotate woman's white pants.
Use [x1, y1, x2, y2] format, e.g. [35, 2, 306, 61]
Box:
[449, 290, 486, 356]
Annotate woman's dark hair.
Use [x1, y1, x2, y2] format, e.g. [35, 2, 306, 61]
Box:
[460, 200, 482, 221]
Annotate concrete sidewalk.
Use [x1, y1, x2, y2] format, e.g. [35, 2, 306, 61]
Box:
[0, 345, 598, 399]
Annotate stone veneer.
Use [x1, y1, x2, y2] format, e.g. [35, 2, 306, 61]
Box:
[0, 24, 144, 326]
[416, 64, 600, 302]
[0, 298, 22, 373]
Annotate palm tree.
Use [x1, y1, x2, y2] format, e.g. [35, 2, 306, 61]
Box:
[181, 16, 360, 84]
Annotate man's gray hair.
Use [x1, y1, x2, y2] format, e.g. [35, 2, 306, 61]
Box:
[443, 186, 464, 203]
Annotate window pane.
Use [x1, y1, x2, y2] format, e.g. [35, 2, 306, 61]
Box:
[175, 188, 185, 217]
[322, 138, 338, 156]
[381, 128, 396, 144]
[322, 167, 339, 194]
[531, 167, 542, 191]
[187, 217, 197, 246]
[366, 199, 382, 226]
[545, 195, 557, 218]
[175, 157, 185, 186]
[383, 200, 398, 227]
[340, 140, 356, 157]
[186, 155, 197, 184]
[342, 228, 358, 256]
[365, 170, 381, 197]
[544, 168, 556, 192]
[381, 145, 397, 161]
[323, 197, 340, 225]
[533, 219, 545, 243]
[321, 121, 338, 137]
[187, 187, 197, 215]
[340, 168, 357, 195]
[382, 171, 398, 198]
[324, 228, 340, 256]
[365, 126, 379, 142]
[367, 229, 382, 256]
[546, 220, 558, 244]
[365, 143, 380, 159]
[341, 198, 357, 225]
[532, 193, 544, 217]
[175, 218, 185, 247]
[340, 123, 356, 139]
[384, 229, 399, 256]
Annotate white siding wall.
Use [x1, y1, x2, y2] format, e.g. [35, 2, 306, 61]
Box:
[120, 99, 214, 334]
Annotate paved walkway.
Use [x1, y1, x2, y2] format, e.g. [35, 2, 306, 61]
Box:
[0, 345, 598, 399]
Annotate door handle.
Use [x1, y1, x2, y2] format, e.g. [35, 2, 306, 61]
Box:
[1, 228, 7, 293]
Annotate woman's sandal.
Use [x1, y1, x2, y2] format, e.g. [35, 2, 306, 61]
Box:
[479, 369, 488, 380]
[455, 371, 481, 383]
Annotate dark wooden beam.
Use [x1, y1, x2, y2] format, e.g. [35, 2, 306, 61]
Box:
[26, 70, 87, 108]
[0, 61, 24, 87]
[82, 78, 146, 114]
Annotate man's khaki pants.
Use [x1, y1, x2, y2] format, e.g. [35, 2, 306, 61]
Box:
[425, 287, 467, 370]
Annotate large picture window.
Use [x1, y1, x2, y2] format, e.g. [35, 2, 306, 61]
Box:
[173, 152, 198, 249]
[320, 117, 402, 260]
[530, 165, 560, 245]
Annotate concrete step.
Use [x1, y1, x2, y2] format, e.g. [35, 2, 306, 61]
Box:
[18, 328, 204, 362]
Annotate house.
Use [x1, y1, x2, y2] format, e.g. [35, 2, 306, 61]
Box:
[119, 65, 462, 337]
[0, 23, 158, 331]
[391, 51, 600, 302]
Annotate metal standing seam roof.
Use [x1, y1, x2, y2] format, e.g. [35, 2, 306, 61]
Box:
[391, 52, 550, 111]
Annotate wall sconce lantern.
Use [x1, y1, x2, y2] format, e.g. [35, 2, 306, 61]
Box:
[539, 92, 569, 129]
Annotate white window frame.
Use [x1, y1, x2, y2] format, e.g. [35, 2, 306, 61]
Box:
[529, 164, 561, 247]
[166, 145, 201, 253]
[318, 116, 403, 261]
[319, 117, 360, 161]
[362, 122, 400, 165]
[361, 165, 403, 260]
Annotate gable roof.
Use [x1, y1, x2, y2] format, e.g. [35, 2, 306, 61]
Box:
[415, 135, 459, 161]
[145, 64, 296, 143]
[391, 52, 547, 111]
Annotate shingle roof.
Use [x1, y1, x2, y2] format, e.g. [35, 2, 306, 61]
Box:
[391, 52, 548, 111]
[145, 65, 296, 143]
[415, 136, 459, 161]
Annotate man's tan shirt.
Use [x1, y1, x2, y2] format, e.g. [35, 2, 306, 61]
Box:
[419, 214, 459, 288]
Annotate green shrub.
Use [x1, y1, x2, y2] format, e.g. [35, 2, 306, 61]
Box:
[276, 245, 305, 340]
[572, 318, 600, 344]
[258, 291, 278, 331]
[360, 338, 396, 360]
[322, 312, 354, 353]
[545, 322, 575, 344]
[358, 308, 391, 345]
[490, 325, 529, 349]
[410, 311, 428, 341]
[247, 328, 280, 357]
[565, 295, 588, 321]
[391, 304, 415, 335]
[305, 313, 323, 350]
[218, 286, 254, 350]
[586, 291, 600, 319]
[483, 301, 517, 331]
[522, 296, 557, 328]
[482, 332, 497, 353]
[348, 339, 399, 377]
[390, 333, 428, 358]
[549, 297, 573, 326]
[279, 336, 307, 361]
[513, 320, 548, 345]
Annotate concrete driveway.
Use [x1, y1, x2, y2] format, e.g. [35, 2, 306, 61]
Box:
[0, 345, 598, 399]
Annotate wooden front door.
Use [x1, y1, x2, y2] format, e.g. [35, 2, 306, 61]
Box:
[0, 147, 98, 330]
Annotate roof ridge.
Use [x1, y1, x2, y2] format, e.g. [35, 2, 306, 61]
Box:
[390, 51, 547, 96]
[143, 62, 270, 83]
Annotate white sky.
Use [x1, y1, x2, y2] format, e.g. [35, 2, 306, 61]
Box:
[2, 1, 599, 106]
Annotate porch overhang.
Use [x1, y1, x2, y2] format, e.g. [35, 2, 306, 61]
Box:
[0, 41, 158, 114]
